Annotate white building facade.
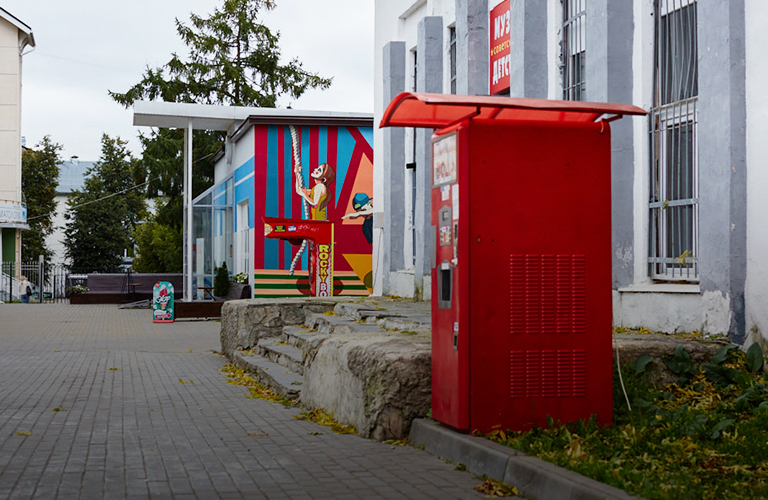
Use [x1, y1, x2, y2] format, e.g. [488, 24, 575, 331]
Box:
[374, 0, 766, 346]
[0, 8, 34, 268]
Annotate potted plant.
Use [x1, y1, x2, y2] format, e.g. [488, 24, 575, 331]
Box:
[213, 262, 230, 299]
[229, 272, 252, 299]
[67, 285, 89, 304]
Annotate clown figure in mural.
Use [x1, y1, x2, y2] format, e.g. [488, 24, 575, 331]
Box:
[342, 193, 374, 244]
[294, 163, 336, 220]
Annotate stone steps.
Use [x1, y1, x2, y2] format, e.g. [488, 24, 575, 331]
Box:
[256, 337, 305, 375]
[234, 352, 303, 400]
[230, 300, 428, 403]
[281, 325, 320, 350]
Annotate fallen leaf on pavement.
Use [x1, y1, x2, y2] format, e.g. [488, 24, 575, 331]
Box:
[474, 478, 518, 497]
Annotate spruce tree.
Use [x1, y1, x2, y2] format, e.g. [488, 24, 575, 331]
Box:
[110, 0, 332, 273]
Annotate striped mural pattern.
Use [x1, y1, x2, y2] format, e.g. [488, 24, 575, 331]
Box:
[251, 124, 374, 297]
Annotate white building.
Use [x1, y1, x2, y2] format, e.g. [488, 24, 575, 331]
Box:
[46, 158, 94, 265]
[0, 8, 34, 267]
[373, 0, 766, 346]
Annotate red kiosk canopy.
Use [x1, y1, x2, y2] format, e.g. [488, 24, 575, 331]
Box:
[379, 92, 647, 129]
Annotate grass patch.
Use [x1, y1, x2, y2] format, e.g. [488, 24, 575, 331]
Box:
[477, 344, 768, 499]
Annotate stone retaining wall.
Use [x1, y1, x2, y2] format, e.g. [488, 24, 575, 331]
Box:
[302, 332, 431, 440]
[219, 299, 333, 357]
[220, 298, 732, 442]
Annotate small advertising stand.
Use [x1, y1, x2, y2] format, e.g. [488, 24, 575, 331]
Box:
[152, 282, 175, 323]
[381, 92, 646, 433]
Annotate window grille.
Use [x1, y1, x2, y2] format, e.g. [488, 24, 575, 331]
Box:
[649, 0, 698, 281]
[562, 0, 586, 101]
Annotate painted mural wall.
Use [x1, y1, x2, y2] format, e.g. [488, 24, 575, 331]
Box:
[239, 123, 374, 297]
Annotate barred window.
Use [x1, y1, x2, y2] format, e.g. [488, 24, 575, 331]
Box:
[649, 0, 698, 281]
[449, 26, 457, 94]
[562, 0, 586, 101]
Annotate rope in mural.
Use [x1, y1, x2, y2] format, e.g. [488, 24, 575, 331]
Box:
[288, 125, 309, 276]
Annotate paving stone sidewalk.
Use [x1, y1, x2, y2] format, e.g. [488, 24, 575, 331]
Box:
[0, 304, 485, 500]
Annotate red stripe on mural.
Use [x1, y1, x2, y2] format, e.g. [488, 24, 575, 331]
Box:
[309, 126, 318, 172]
[326, 127, 338, 216]
[346, 126, 373, 162]
[277, 126, 285, 269]
[254, 126, 269, 269]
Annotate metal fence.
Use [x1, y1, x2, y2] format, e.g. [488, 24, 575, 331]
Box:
[0, 262, 114, 303]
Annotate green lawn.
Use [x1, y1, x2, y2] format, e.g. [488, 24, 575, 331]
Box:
[481, 344, 768, 499]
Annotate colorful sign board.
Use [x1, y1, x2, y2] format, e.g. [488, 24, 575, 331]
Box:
[490, 0, 511, 95]
[152, 281, 174, 323]
[316, 243, 333, 297]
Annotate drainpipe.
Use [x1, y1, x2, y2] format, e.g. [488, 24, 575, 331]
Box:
[184, 121, 194, 302]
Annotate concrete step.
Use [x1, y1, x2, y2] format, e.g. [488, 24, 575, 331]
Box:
[281, 325, 321, 349]
[234, 352, 303, 400]
[257, 338, 305, 376]
[332, 302, 382, 320]
[305, 312, 354, 334]
[305, 313, 389, 336]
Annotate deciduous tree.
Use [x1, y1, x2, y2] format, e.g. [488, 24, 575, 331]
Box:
[64, 135, 147, 272]
[21, 136, 61, 263]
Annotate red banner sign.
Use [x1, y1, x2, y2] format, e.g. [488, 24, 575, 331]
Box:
[316, 243, 333, 297]
[489, 0, 510, 95]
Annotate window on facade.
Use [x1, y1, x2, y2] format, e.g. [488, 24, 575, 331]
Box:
[649, 0, 698, 281]
[562, 0, 586, 101]
[449, 26, 457, 94]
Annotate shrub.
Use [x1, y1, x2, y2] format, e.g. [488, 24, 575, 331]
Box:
[213, 262, 230, 297]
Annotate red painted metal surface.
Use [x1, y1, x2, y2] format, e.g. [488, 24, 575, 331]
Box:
[385, 94, 647, 434]
[263, 217, 335, 297]
[428, 119, 616, 433]
[380, 92, 647, 130]
[466, 119, 614, 432]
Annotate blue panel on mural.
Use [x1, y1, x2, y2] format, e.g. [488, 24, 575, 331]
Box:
[266, 127, 280, 218]
[335, 127, 355, 202]
[359, 127, 373, 149]
[301, 127, 311, 187]
[319, 127, 328, 166]
[282, 128, 293, 220]
[235, 157, 255, 183]
[234, 158, 255, 230]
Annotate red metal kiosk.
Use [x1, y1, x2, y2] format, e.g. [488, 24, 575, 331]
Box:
[263, 217, 334, 297]
[381, 93, 646, 433]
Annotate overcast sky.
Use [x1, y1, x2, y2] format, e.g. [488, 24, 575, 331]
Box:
[4, 0, 374, 161]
